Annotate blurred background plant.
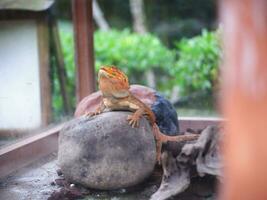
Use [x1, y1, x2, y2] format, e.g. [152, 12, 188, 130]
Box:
[171, 30, 221, 96]
[51, 0, 221, 119]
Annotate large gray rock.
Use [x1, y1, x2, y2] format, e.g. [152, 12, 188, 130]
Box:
[58, 111, 157, 190]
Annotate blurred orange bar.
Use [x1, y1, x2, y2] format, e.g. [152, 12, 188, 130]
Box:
[220, 0, 267, 199]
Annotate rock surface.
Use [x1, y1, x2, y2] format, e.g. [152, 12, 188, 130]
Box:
[58, 111, 156, 190]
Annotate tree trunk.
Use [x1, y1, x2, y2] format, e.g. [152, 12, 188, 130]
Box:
[93, 0, 110, 31]
[130, 0, 156, 88]
[145, 69, 156, 89]
[129, 0, 147, 34]
[170, 85, 180, 104]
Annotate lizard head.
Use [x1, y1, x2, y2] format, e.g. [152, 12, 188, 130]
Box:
[98, 66, 130, 98]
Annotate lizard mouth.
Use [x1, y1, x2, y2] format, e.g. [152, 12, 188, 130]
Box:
[98, 68, 110, 78]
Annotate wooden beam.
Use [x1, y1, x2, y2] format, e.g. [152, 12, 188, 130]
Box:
[0, 10, 46, 20]
[0, 124, 64, 178]
[220, 0, 267, 199]
[72, 0, 96, 102]
[37, 15, 52, 126]
[179, 117, 221, 132]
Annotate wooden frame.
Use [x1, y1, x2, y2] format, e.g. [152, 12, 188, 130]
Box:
[0, 10, 46, 20]
[179, 117, 221, 132]
[0, 124, 63, 178]
[37, 14, 52, 126]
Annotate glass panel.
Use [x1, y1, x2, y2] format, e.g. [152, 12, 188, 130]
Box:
[0, 0, 220, 149]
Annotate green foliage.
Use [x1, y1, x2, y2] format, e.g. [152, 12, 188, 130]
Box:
[52, 28, 174, 117]
[170, 30, 221, 96]
[52, 27, 221, 118]
[94, 29, 174, 81]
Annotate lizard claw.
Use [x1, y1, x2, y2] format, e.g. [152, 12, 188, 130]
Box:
[127, 114, 139, 128]
[85, 110, 101, 117]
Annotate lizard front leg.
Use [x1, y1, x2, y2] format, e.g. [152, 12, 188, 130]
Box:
[127, 108, 144, 128]
[85, 101, 106, 117]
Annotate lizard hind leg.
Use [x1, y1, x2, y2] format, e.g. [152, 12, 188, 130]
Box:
[152, 124, 199, 164]
[152, 124, 164, 164]
[156, 140, 163, 164]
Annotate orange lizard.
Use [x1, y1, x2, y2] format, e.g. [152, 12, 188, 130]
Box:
[88, 66, 199, 163]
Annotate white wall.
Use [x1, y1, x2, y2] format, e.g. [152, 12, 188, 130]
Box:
[0, 20, 42, 130]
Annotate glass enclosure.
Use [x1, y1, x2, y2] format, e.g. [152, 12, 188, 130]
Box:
[0, 0, 220, 149]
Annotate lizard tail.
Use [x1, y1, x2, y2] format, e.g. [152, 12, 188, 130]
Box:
[152, 124, 199, 143]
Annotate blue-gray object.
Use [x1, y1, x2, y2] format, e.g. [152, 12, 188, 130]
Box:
[151, 93, 180, 136]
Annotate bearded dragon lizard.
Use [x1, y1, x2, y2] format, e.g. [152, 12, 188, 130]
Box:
[88, 66, 199, 163]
